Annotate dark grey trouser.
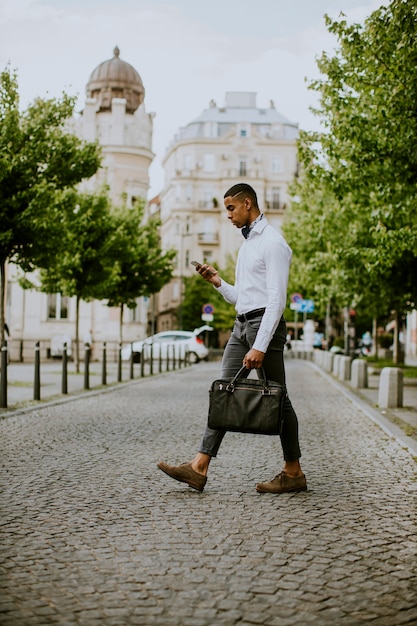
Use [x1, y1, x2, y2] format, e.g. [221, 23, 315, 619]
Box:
[198, 315, 302, 462]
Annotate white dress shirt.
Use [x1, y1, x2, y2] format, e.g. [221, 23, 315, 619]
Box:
[216, 217, 292, 353]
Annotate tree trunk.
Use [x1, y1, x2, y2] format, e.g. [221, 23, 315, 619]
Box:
[372, 317, 378, 359]
[325, 300, 332, 349]
[119, 304, 124, 345]
[393, 310, 404, 365]
[344, 306, 350, 355]
[75, 296, 80, 373]
[0, 259, 5, 346]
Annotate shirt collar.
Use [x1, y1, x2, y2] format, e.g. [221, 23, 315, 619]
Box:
[241, 213, 264, 239]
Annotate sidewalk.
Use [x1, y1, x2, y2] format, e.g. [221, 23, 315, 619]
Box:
[290, 351, 417, 452]
[1, 359, 416, 625]
[0, 359, 177, 409]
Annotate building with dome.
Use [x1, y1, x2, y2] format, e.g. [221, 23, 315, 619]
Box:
[75, 46, 155, 206]
[6, 49, 155, 362]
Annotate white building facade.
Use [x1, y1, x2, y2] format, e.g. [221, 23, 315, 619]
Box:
[6, 48, 154, 361]
[156, 91, 299, 331]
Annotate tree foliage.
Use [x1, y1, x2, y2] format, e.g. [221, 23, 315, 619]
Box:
[283, 0, 417, 352]
[40, 189, 117, 300]
[0, 66, 101, 342]
[104, 201, 176, 340]
[40, 188, 118, 368]
[40, 191, 176, 363]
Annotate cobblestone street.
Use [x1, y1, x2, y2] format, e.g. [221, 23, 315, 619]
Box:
[1, 359, 416, 625]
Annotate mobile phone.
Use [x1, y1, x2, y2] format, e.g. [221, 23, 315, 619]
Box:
[191, 261, 202, 268]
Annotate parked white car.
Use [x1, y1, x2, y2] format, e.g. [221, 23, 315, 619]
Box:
[121, 327, 211, 364]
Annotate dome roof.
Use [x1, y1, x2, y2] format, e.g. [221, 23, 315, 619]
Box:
[86, 47, 145, 114]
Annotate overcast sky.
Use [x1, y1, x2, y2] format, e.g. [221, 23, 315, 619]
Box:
[1, 0, 386, 198]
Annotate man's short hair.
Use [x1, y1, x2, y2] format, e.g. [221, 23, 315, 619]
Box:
[224, 183, 258, 208]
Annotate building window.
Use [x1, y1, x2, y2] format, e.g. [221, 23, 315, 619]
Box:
[202, 188, 215, 208]
[128, 301, 140, 322]
[238, 124, 249, 137]
[173, 281, 180, 300]
[239, 158, 247, 177]
[272, 155, 283, 173]
[203, 250, 213, 264]
[184, 153, 192, 170]
[204, 122, 218, 138]
[272, 187, 280, 209]
[48, 293, 69, 320]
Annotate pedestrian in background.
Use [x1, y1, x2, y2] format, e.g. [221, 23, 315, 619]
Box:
[158, 183, 306, 494]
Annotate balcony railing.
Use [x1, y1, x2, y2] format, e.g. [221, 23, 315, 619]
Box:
[198, 200, 218, 209]
[265, 201, 287, 211]
[198, 232, 219, 244]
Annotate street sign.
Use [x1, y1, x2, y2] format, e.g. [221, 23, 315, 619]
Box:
[298, 299, 315, 313]
[201, 313, 214, 322]
[202, 303, 214, 315]
[290, 299, 315, 313]
[290, 293, 303, 303]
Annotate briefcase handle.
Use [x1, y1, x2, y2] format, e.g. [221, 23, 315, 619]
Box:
[226, 365, 270, 392]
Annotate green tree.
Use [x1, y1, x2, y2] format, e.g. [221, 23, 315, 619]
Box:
[284, 0, 417, 361]
[105, 202, 176, 343]
[0, 66, 101, 343]
[40, 188, 117, 370]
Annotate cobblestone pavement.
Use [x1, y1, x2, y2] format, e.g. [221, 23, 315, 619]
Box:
[1, 360, 416, 626]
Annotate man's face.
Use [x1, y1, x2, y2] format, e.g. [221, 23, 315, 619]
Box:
[224, 194, 250, 228]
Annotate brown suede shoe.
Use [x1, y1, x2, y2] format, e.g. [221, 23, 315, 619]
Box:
[157, 461, 207, 492]
[256, 471, 307, 494]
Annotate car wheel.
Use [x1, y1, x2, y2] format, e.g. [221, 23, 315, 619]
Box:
[187, 351, 199, 364]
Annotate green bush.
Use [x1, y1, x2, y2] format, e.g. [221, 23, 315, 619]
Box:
[333, 337, 345, 349]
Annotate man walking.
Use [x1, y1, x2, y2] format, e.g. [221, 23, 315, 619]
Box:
[157, 183, 306, 494]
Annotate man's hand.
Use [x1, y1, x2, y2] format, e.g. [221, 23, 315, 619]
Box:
[243, 348, 265, 369]
[196, 264, 221, 287]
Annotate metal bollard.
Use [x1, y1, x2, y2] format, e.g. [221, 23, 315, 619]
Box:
[130, 342, 134, 380]
[150, 344, 154, 376]
[102, 342, 107, 386]
[140, 345, 145, 378]
[34, 341, 41, 400]
[62, 342, 68, 394]
[84, 344, 90, 390]
[166, 344, 171, 371]
[1, 342, 8, 408]
[117, 343, 122, 382]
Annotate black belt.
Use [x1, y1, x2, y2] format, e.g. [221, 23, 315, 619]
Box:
[236, 308, 266, 322]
